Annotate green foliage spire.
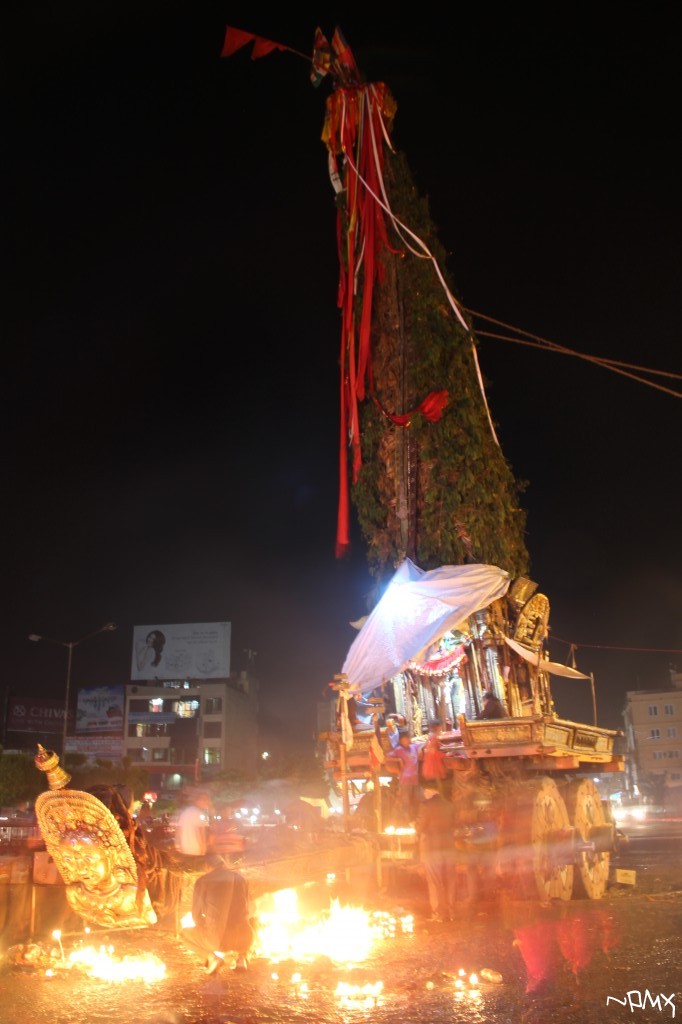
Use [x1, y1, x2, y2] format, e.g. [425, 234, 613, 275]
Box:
[350, 150, 529, 582]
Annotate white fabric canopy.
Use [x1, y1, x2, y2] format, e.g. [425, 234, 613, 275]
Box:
[504, 636, 590, 678]
[342, 559, 511, 694]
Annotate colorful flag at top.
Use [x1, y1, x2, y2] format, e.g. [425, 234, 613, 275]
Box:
[221, 25, 361, 91]
[330, 26, 361, 85]
[310, 27, 332, 87]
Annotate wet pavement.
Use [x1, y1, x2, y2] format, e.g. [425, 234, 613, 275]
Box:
[1, 834, 680, 1024]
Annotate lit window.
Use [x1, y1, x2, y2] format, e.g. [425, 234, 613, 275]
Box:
[174, 700, 200, 718]
[203, 748, 221, 766]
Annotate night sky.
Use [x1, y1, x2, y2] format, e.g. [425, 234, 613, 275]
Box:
[6, 5, 681, 752]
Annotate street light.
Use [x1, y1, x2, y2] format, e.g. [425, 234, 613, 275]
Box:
[28, 622, 117, 757]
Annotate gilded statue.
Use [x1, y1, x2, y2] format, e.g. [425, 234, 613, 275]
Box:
[34, 746, 157, 929]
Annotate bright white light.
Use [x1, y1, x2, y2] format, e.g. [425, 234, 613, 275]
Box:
[262, 751, 270, 760]
[68, 946, 166, 983]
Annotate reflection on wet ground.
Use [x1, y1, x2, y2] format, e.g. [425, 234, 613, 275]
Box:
[1, 840, 680, 1024]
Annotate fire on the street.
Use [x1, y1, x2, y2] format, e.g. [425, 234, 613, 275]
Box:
[64, 945, 167, 983]
[335, 979, 384, 1009]
[250, 888, 413, 964]
[41, 928, 167, 983]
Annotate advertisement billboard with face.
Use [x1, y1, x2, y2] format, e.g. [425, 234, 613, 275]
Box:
[131, 622, 231, 680]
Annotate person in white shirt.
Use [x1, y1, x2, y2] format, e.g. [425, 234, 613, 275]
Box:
[174, 792, 212, 855]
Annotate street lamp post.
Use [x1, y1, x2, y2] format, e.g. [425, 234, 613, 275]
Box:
[28, 622, 118, 757]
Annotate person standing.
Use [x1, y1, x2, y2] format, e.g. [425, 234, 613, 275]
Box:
[386, 731, 421, 824]
[174, 792, 212, 856]
[419, 723, 449, 797]
[415, 780, 458, 922]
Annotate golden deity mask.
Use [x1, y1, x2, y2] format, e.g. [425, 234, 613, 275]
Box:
[35, 756, 157, 930]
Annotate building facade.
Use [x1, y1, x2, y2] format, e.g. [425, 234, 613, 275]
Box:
[124, 671, 258, 793]
[622, 671, 682, 810]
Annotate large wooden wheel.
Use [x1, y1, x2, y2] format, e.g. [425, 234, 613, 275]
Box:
[564, 778, 610, 899]
[513, 777, 574, 901]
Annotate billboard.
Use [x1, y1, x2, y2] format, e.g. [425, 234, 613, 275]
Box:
[6, 697, 70, 736]
[131, 622, 231, 680]
[65, 735, 125, 759]
[76, 685, 125, 734]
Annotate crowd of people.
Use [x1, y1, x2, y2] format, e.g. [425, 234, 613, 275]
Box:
[347, 692, 511, 921]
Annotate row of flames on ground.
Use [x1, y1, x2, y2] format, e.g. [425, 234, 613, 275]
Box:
[13, 884, 501, 1001]
[27, 888, 413, 985]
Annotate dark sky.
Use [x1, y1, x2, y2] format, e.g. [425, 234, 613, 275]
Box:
[5, 4, 681, 747]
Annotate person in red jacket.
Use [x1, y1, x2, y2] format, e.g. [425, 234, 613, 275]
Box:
[419, 723, 449, 797]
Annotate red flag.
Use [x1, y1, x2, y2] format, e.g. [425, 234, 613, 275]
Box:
[221, 26, 257, 57]
[221, 26, 287, 60]
[251, 37, 286, 59]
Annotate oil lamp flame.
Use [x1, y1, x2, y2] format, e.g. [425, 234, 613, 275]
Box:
[335, 980, 384, 1009]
